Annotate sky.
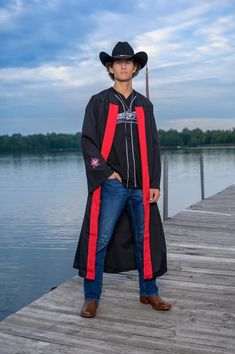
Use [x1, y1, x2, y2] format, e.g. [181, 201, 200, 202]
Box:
[0, 0, 235, 135]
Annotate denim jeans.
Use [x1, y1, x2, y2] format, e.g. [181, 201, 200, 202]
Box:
[84, 179, 159, 301]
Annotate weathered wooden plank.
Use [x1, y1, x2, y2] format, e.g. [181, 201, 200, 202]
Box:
[0, 330, 169, 354]
[0, 333, 103, 354]
[0, 317, 232, 354]
[6, 299, 234, 338]
[21, 276, 234, 312]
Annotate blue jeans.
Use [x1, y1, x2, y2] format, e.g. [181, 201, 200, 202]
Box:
[84, 179, 159, 301]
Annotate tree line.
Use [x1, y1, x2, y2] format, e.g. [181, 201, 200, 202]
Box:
[0, 128, 235, 153]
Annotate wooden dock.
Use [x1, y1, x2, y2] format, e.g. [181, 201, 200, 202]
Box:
[0, 185, 234, 353]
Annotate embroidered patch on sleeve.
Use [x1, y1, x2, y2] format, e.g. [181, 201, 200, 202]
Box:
[90, 157, 101, 168]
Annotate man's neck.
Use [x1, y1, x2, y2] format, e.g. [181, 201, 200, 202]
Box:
[113, 81, 133, 98]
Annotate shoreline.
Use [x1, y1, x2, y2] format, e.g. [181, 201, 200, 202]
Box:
[0, 144, 235, 155]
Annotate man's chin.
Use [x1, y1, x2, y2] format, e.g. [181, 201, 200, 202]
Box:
[116, 77, 132, 83]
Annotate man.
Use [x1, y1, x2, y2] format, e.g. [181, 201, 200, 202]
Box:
[73, 41, 172, 317]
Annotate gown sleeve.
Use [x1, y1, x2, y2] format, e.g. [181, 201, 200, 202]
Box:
[81, 96, 113, 193]
[149, 105, 161, 190]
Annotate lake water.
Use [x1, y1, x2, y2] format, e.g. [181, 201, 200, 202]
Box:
[0, 147, 234, 320]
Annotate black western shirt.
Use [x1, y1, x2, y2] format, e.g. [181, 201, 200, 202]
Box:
[107, 87, 142, 188]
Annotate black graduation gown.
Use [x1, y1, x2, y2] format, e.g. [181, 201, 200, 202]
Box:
[73, 88, 167, 280]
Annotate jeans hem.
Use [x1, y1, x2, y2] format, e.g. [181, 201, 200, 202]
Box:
[140, 292, 159, 297]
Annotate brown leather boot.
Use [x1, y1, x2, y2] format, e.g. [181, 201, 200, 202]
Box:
[140, 295, 172, 311]
[80, 300, 98, 318]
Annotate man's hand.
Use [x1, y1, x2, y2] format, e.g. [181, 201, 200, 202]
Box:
[108, 172, 122, 182]
[149, 188, 160, 203]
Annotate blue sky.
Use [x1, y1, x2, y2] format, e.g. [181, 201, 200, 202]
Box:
[0, 0, 235, 135]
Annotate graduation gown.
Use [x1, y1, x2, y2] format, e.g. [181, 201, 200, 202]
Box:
[73, 88, 167, 280]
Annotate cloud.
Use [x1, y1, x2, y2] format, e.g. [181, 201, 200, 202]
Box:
[0, 0, 24, 31]
[0, 65, 91, 87]
[0, 0, 234, 134]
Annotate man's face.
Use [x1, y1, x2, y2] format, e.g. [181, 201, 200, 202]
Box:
[109, 59, 137, 82]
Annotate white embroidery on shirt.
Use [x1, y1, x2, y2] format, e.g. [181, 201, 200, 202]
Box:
[116, 111, 137, 124]
[90, 157, 100, 168]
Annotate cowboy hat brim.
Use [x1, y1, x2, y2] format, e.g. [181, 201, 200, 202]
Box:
[99, 51, 148, 69]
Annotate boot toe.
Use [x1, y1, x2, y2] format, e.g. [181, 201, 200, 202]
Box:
[140, 295, 172, 311]
[80, 301, 98, 318]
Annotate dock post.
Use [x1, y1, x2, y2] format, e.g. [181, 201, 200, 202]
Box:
[163, 155, 169, 220]
[200, 153, 205, 200]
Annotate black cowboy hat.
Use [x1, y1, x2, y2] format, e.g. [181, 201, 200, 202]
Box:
[99, 41, 148, 69]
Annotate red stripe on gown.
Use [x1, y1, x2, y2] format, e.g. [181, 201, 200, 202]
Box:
[135, 106, 153, 279]
[86, 103, 119, 280]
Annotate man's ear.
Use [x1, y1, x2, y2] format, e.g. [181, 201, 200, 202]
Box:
[109, 65, 114, 74]
[133, 63, 138, 73]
